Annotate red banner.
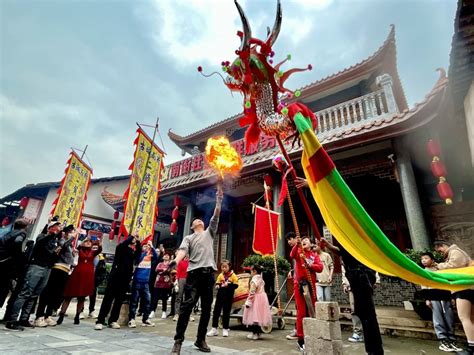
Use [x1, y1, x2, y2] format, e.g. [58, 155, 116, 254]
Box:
[253, 205, 280, 256]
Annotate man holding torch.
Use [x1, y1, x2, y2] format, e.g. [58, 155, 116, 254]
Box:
[170, 184, 224, 354]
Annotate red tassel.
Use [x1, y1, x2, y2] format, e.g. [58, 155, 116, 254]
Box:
[244, 123, 261, 153]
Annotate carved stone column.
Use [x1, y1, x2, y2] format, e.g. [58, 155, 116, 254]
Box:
[393, 138, 430, 250]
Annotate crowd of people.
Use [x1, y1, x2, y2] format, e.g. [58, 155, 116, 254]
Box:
[1, 184, 473, 355]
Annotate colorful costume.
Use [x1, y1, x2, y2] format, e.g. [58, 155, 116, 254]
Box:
[243, 274, 272, 327]
[290, 244, 323, 340]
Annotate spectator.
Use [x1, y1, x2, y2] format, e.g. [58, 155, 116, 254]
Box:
[173, 255, 193, 322]
[434, 240, 473, 354]
[95, 235, 141, 330]
[324, 237, 384, 355]
[0, 218, 29, 308]
[419, 252, 462, 352]
[34, 225, 76, 327]
[152, 253, 173, 319]
[243, 264, 272, 340]
[313, 242, 334, 302]
[148, 244, 164, 319]
[58, 236, 102, 325]
[128, 240, 158, 328]
[207, 260, 238, 337]
[5, 220, 62, 331]
[88, 252, 107, 319]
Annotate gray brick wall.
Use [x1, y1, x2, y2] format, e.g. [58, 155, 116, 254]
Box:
[330, 273, 419, 307]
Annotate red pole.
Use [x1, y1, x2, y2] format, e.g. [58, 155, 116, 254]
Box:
[275, 136, 321, 240]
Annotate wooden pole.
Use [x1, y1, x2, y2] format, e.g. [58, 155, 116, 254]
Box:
[275, 135, 321, 240]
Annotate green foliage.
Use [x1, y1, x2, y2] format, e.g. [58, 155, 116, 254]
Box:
[404, 248, 444, 265]
[242, 254, 291, 276]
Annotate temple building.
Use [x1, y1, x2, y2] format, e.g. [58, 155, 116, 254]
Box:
[1, 22, 472, 289]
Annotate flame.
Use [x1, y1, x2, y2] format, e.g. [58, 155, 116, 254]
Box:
[205, 136, 243, 178]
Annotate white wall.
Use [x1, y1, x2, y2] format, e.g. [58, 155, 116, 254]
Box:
[31, 179, 129, 239]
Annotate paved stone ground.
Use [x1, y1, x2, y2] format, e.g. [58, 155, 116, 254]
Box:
[0, 302, 459, 354]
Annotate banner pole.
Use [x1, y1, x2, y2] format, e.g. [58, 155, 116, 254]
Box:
[129, 117, 160, 236]
[80, 145, 88, 160]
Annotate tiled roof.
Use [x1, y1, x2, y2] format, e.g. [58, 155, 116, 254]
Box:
[160, 69, 448, 195]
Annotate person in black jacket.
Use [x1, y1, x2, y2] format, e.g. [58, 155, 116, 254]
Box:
[0, 218, 29, 308]
[95, 235, 142, 330]
[5, 221, 62, 331]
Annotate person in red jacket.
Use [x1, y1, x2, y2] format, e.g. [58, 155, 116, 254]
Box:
[290, 236, 323, 351]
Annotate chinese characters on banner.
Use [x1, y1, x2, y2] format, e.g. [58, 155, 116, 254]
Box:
[120, 128, 164, 241]
[51, 152, 93, 227]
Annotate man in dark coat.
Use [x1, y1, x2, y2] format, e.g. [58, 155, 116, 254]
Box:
[95, 235, 142, 330]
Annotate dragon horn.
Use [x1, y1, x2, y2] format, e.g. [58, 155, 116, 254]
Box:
[234, 0, 251, 52]
[266, 0, 282, 47]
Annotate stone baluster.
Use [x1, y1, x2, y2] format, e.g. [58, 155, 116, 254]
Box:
[370, 94, 377, 117]
[376, 73, 399, 114]
[345, 104, 351, 125]
[377, 91, 386, 114]
[338, 107, 344, 128]
[357, 99, 364, 121]
[363, 96, 372, 119]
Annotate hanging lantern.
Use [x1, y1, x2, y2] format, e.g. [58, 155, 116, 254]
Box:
[170, 195, 181, 235]
[19, 197, 29, 209]
[437, 181, 454, 205]
[113, 210, 119, 220]
[426, 139, 454, 205]
[109, 230, 115, 240]
[427, 139, 441, 157]
[430, 160, 447, 178]
[170, 221, 178, 235]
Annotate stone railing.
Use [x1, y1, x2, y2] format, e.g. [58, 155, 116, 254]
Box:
[315, 73, 399, 135]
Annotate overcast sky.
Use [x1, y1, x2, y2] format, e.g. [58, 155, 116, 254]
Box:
[0, 0, 456, 197]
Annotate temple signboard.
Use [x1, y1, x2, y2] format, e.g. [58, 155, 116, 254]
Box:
[161, 135, 276, 182]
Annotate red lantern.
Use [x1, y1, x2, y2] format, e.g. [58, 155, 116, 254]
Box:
[437, 181, 454, 205]
[170, 195, 181, 235]
[170, 221, 178, 235]
[430, 160, 447, 178]
[113, 210, 119, 220]
[427, 139, 441, 157]
[19, 197, 29, 209]
[426, 139, 454, 205]
[109, 230, 115, 240]
[171, 207, 179, 220]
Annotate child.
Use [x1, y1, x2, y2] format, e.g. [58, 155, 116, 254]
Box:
[420, 252, 462, 352]
[153, 253, 173, 319]
[243, 264, 272, 340]
[290, 236, 323, 351]
[128, 240, 158, 328]
[207, 260, 238, 337]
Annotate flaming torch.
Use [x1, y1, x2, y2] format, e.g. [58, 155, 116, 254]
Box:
[205, 136, 243, 189]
